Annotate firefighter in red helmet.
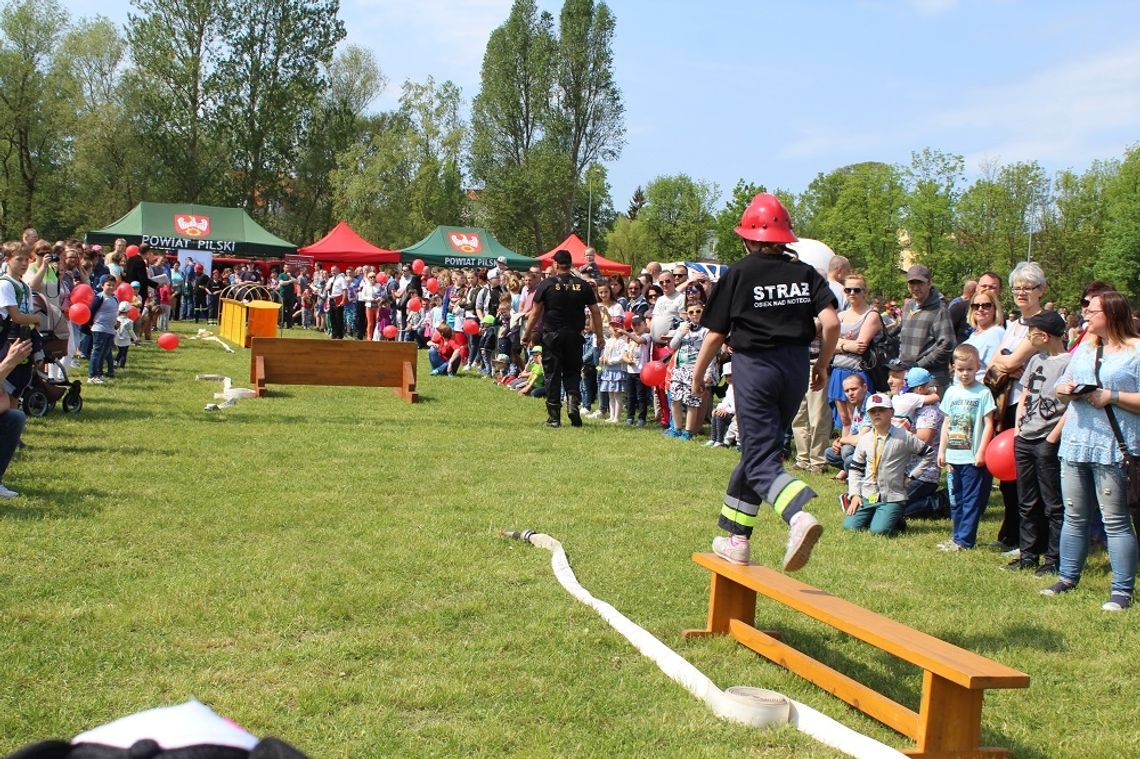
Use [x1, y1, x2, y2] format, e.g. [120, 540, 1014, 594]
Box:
[691, 193, 839, 571]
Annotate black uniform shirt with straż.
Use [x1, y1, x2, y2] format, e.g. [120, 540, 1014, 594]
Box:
[533, 274, 598, 333]
[700, 253, 836, 351]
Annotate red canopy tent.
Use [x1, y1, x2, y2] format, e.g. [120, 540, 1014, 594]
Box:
[297, 221, 400, 268]
[536, 233, 632, 276]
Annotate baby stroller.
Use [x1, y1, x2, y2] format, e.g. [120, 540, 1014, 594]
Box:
[17, 293, 82, 416]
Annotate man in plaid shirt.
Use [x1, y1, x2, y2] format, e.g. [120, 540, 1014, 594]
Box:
[898, 264, 955, 394]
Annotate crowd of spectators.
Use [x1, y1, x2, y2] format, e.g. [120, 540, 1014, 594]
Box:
[0, 228, 1135, 612]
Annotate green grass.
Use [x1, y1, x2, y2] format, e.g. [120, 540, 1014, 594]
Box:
[1, 325, 1137, 758]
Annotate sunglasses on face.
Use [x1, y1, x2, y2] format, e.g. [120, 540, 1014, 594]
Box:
[970, 302, 994, 310]
[1081, 299, 1091, 308]
[844, 287, 864, 294]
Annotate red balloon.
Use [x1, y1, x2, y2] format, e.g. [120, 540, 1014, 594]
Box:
[68, 303, 90, 325]
[407, 297, 422, 312]
[125, 244, 139, 258]
[425, 277, 439, 294]
[156, 332, 179, 351]
[640, 360, 667, 388]
[462, 319, 480, 336]
[411, 259, 425, 275]
[70, 283, 94, 306]
[984, 428, 1018, 482]
[127, 306, 140, 321]
[378, 272, 389, 285]
[115, 283, 134, 302]
[623, 311, 633, 330]
[382, 324, 398, 339]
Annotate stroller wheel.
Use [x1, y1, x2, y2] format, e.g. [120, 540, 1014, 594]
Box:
[63, 382, 83, 413]
[22, 389, 49, 417]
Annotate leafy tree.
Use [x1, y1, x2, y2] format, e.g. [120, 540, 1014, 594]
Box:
[470, 0, 623, 254]
[571, 162, 614, 249]
[627, 185, 644, 219]
[903, 148, 964, 267]
[1035, 161, 1116, 304]
[1098, 145, 1140, 296]
[603, 214, 651, 273]
[0, 0, 75, 236]
[125, 0, 228, 203]
[332, 78, 468, 249]
[214, 0, 345, 221]
[639, 173, 718, 261]
[798, 162, 905, 297]
[279, 43, 386, 244]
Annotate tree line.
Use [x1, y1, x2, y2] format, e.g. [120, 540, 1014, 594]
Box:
[0, 0, 1135, 307]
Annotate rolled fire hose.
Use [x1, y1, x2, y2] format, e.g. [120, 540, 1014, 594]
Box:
[500, 529, 906, 759]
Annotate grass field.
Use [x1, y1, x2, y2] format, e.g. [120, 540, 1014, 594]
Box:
[1, 325, 1137, 758]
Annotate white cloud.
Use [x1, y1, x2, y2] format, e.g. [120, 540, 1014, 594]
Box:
[934, 45, 1140, 168]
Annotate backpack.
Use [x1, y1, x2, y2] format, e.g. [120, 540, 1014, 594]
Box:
[81, 294, 104, 335]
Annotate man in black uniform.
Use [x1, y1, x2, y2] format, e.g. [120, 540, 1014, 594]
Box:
[523, 249, 604, 428]
[691, 193, 839, 572]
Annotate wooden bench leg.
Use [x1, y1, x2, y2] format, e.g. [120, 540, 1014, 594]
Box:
[253, 355, 267, 398]
[682, 572, 756, 638]
[903, 671, 1009, 758]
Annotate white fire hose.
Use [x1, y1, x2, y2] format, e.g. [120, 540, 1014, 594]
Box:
[500, 529, 905, 759]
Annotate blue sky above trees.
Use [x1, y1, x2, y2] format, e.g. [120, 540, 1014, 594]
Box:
[78, 0, 1140, 206]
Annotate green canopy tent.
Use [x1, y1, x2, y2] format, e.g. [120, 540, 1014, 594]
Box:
[85, 202, 296, 257]
[399, 226, 533, 269]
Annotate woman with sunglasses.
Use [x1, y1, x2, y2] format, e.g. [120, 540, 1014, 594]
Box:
[829, 273, 882, 434]
[963, 290, 1006, 381]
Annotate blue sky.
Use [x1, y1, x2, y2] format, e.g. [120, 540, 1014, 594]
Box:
[70, 0, 1140, 209]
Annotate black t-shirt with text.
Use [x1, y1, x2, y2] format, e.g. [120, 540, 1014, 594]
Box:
[533, 273, 597, 333]
[701, 253, 836, 351]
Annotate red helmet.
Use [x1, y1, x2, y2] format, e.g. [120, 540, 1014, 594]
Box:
[735, 193, 797, 244]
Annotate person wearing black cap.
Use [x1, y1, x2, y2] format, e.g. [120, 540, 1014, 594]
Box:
[523, 249, 604, 428]
[899, 264, 955, 394]
[1009, 309, 1070, 574]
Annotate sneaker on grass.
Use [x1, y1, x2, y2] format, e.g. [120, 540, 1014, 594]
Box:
[783, 511, 822, 572]
[0, 483, 19, 498]
[1102, 593, 1131, 612]
[1034, 562, 1058, 578]
[712, 535, 750, 565]
[1040, 579, 1077, 597]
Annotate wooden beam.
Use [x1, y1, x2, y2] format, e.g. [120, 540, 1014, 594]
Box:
[730, 619, 921, 740]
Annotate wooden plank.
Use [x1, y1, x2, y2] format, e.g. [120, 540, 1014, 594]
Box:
[730, 620, 921, 740]
[253, 355, 266, 398]
[693, 553, 1029, 690]
[912, 670, 987, 757]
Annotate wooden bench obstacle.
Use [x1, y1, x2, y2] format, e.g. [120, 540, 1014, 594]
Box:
[684, 553, 1029, 758]
[250, 337, 418, 403]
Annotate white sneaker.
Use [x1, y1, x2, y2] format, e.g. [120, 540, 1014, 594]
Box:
[587, 410, 603, 419]
[783, 511, 823, 572]
[0, 483, 19, 498]
[712, 535, 750, 565]
[87, 377, 104, 385]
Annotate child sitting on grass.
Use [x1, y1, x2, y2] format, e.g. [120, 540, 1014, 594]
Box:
[937, 344, 997, 552]
[843, 393, 936, 535]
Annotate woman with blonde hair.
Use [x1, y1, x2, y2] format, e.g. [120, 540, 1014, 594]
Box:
[963, 288, 1006, 381]
[828, 273, 882, 431]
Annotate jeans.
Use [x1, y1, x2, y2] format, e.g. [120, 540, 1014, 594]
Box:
[1015, 436, 1063, 564]
[625, 374, 649, 421]
[89, 332, 114, 378]
[903, 478, 945, 519]
[825, 443, 855, 471]
[427, 347, 455, 375]
[1058, 461, 1137, 595]
[949, 463, 992, 548]
[0, 408, 26, 483]
[843, 499, 905, 535]
[581, 363, 598, 410]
